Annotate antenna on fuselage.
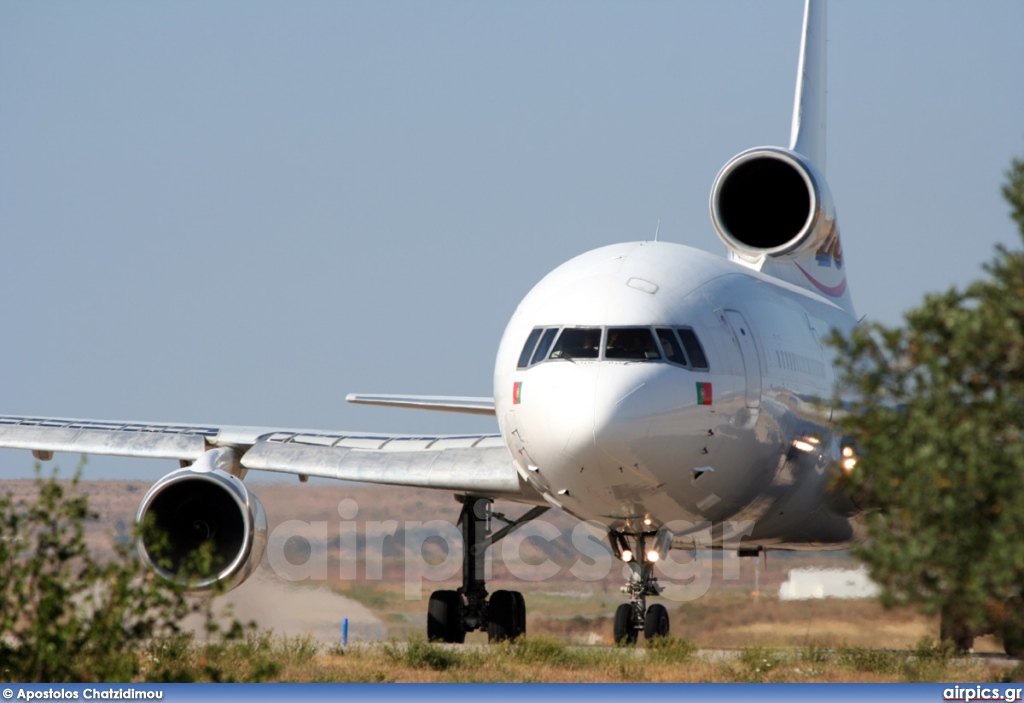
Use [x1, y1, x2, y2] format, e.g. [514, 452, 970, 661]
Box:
[654, 219, 661, 242]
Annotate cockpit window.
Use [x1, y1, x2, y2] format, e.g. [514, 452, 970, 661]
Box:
[516, 325, 707, 369]
[549, 327, 601, 360]
[530, 328, 559, 366]
[656, 328, 688, 365]
[605, 327, 661, 360]
[517, 328, 544, 369]
[678, 328, 709, 369]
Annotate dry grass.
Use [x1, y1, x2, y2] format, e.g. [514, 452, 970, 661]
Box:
[132, 632, 1020, 683]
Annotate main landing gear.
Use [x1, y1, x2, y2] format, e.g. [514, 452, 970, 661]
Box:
[427, 496, 549, 644]
[610, 531, 670, 645]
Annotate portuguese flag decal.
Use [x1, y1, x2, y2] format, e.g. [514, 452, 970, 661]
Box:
[513, 381, 523, 405]
[696, 381, 713, 405]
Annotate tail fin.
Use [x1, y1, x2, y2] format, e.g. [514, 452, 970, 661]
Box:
[709, 0, 854, 315]
[789, 0, 827, 174]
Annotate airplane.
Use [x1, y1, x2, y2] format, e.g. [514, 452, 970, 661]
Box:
[0, 0, 864, 646]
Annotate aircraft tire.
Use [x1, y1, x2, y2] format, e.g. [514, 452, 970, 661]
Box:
[644, 603, 670, 640]
[511, 591, 527, 638]
[488, 590, 523, 642]
[427, 589, 465, 643]
[614, 603, 638, 646]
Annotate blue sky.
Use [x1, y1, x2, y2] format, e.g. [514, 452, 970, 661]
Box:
[1, 1, 1022, 480]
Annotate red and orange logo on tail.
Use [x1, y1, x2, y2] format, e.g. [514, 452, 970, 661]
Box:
[815, 229, 843, 268]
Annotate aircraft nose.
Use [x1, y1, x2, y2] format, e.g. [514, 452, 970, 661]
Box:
[535, 365, 599, 462]
[534, 363, 682, 470]
[589, 364, 671, 464]
[510, 360, 715, 519]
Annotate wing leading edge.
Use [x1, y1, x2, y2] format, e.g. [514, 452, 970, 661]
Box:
[0, 415, 537, 502]
[345, 394, 496, 415]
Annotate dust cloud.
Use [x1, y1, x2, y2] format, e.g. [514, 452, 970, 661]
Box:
[180, 570, 387, 644]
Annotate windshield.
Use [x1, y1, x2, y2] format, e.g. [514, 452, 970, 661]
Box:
[515, 325, 708, 369]
[605, 328, 661, 361]
[549, 328, 601, 360]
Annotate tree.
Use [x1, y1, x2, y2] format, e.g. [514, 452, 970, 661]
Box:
[832, 155, 1024, 653]
[0, 464, 247, 681]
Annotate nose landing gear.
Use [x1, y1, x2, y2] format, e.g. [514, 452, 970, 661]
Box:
[610, 531, 670, 645]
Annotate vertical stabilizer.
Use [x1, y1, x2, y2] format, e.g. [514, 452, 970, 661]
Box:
[710, 0, 854, 315]
[789, 0, 827, 174]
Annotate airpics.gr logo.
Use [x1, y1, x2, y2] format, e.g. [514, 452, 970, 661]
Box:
[512, 381, 523, 405]
[696, 382, 713, 405]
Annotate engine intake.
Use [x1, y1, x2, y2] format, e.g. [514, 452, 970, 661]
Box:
[710, 147, 835, 260]
[136, 452, 266, 592]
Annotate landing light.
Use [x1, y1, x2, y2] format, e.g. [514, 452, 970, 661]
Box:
[643, 517, 652, 526]
[841, 445, 858, 473]
[621, 550, 633, 563]
[791, 439, 816, 453]
[646, 550, 660, 563]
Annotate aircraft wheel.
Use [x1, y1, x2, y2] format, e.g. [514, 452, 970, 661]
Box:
[427, 589, 465, 643]
[488, 589, 524, 642]
[644, 603, 670, 640]
[511, 590, 527, 638]
[614, 603, 638, 646]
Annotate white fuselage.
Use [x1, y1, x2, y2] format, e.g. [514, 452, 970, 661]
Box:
[494, 240, 860, 549]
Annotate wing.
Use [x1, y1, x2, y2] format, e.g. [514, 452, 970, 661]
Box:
[0, 415, 537, 501]
[345, 393, 495, 415]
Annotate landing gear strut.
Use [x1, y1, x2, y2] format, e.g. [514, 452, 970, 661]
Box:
[610, 531, 669, 645]
[427, 496, 548, 644]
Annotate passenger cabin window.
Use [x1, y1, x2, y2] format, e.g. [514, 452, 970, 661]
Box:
[606, 328, 661, 361]
[678, 328, 709, 369]
[656, 328, 688, 365]
[517, 328, 544, 369]
[550, 327, 601, 360]
[530, 328, 559, 366]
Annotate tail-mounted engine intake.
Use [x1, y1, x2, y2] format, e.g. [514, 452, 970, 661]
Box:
[136, 448, 267, 592]
[710, 146, 837, 262]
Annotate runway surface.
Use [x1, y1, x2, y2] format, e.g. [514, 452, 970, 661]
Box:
[180, 571, 387, 644]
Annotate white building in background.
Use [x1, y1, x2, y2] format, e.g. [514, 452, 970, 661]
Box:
[779, 566, 881, 601]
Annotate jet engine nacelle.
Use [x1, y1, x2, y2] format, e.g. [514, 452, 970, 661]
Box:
[136, 451, 267, 592]
[710, 146, 837, 262]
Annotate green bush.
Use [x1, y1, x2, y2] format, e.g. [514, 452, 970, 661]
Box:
[645, 636, 698, 665]
[737, 645, 786, 681]
[498, 635, 614, 669]
[798, 642, 834, 664]
[384, 636, 464, 671]
[836, 645, 901, 674]
[0, 466, 251, 682]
